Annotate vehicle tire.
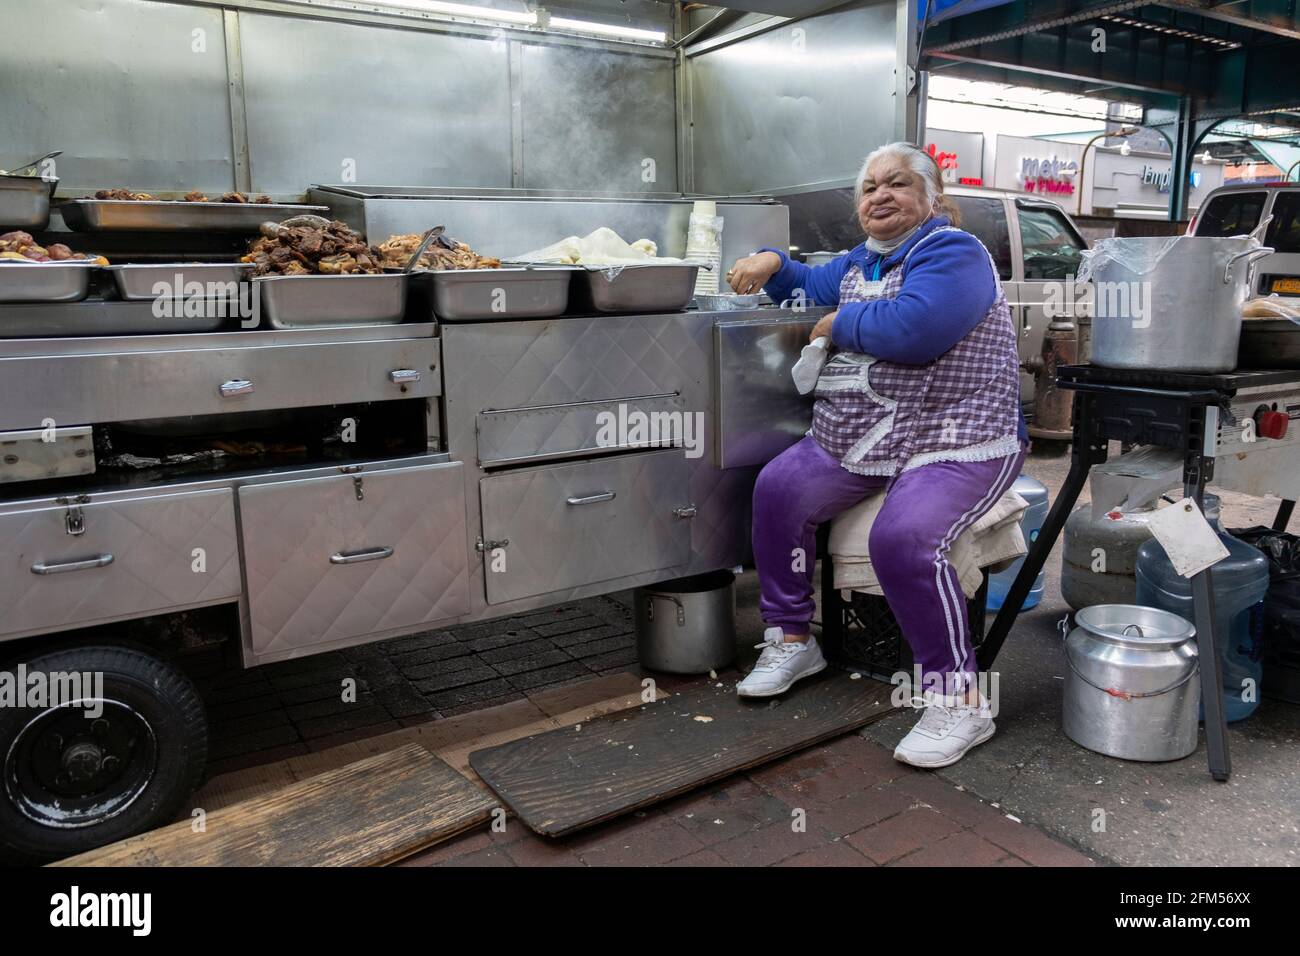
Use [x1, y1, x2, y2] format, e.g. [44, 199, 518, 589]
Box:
[0, 644, 208, 864]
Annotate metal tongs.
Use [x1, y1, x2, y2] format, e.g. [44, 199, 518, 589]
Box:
[1, 149, 62, 177]
[402, 226, 449, 273]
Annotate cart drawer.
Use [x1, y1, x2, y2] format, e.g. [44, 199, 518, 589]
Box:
[0, 488, 241, 638]
[479, 449, 694, 604]
[0, 338, 440, 430]
[238, 462, 470, 663]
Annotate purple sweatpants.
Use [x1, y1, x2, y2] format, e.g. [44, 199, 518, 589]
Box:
[752, 435, 1025, 693]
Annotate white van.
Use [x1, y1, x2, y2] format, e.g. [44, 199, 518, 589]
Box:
[1188, 182, 1300, 296]
[945, 185, 1090, 399]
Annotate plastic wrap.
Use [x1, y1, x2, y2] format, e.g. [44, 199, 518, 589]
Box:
[1076, 235, 1182, 284]
[1242, 294, 1300, 325]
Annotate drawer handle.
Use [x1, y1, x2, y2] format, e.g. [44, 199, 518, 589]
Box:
[220, 379, 254, 397]
[566, 491, 615, 506]
[389, 369, 421, 385]
[31, 553, 114, 575]
[330, 546, 394, 565]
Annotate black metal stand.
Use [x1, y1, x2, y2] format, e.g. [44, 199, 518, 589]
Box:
[976, 365, 1300, 782]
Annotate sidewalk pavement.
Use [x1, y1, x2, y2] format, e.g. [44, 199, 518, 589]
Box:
[399, 732, 1096, 867]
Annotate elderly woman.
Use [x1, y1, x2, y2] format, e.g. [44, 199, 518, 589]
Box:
[726, 141, 1027, 769]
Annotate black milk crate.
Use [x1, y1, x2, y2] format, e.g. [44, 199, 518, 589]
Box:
[818, 558, 988, 683]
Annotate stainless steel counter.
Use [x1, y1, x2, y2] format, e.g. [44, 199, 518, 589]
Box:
[0, 304, 828, 667]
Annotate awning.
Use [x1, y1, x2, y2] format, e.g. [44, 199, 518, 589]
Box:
[920, 0, 1016, 26]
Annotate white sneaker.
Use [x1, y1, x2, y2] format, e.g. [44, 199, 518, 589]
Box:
[893, 692, 995, 769]
[736, 627, 827, 698]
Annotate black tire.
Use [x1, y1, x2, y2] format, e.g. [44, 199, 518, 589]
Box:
[0, 644, 207, 864]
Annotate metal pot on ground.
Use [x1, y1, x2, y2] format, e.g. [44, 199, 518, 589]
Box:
[633, 570, 737, 674]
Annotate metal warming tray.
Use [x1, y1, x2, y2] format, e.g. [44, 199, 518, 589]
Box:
[424, 266, 573, 322]
[1239, 317, 1300, 369]
[59, 199, 331, 232]
[105, 262, 251, 301]
[0, 302, 228, 337]
[0, 175, 57, 230]
[256, 273, 408, 329]
[571, 263, 701, 313]
[0, 260, 98, 303]
[693, 292, 770, 311]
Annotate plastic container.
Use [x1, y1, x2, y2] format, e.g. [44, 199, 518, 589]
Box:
[686, 203, 723, 297]
[987, 475, 1049, 612]
[1135, 494, 1268, 722]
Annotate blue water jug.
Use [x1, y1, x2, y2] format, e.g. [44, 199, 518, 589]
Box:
[987, 475, 1049, 613]
[1135, 494, 1268, 722]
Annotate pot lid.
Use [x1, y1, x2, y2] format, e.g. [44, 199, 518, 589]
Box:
[1074, 604, 1195, 648]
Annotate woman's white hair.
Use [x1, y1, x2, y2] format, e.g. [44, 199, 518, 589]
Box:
[853, 141, 942, 211]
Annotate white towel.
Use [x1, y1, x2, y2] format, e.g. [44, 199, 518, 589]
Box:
[791, 336, 830, 394]
[828, 488, 1030, 598]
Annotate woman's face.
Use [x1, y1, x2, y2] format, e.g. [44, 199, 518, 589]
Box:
[858, 155, 933, 241]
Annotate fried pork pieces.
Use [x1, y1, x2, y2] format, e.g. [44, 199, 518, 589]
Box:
[92, 189, 275, 203]
[376, 233, 501, 271]
[242, 220, 382, 276]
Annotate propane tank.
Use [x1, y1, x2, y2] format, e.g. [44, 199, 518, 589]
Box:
[1061, 498, 1158, 611]
[1028, 317, 1077, 441]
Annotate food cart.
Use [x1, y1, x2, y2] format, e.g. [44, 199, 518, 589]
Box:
[0, 0, 920, 859]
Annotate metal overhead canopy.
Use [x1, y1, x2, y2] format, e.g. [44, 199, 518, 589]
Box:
[918, 0, 1300, 214]
[708, 0, 852, 16]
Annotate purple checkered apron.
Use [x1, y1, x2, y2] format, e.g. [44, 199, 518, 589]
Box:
[810, 226, 1022, 476]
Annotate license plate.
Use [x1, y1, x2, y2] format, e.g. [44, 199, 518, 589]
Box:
[1271, 277, 1300, 294]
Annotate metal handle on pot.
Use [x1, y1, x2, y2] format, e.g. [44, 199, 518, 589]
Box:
[1223, 246, 1274, 284]
[645, 592, 686, 627]
[1121, 624, 1144, 638]
[1064, 646, 1199, 700]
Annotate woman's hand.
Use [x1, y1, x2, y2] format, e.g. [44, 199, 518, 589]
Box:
[726, 251, 782, 295]
[810, 311, 836, 342]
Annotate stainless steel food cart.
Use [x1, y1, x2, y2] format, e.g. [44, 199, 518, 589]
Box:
[0, 0, 918, 860]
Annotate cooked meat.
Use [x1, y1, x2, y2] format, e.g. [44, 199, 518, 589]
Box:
[90, 189, 280, 204]
[377, 233, 501, 271]
[0, 230, 105, 263]
[241, 219, 381, 277]
[93, 188, 156, 201]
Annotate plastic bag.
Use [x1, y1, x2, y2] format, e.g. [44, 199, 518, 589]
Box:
[1242, 294, 1300, 325]
[1076, 235, 1182, 283]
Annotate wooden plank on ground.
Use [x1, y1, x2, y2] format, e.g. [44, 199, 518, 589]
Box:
[54, 744, 492, 867]
[469, 670, 895, 837]
[190, 672, 665, 812]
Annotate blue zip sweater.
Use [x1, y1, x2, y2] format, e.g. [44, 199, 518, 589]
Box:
[760, 216, 1027, 442]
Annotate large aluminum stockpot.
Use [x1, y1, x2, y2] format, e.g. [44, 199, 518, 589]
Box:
[1063, 604, 1200, 762]
[633, 570, 737, 674]
[1082, 236, 1273, 372]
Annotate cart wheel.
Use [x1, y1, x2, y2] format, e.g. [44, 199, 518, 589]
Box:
[0, 645, 207, 864]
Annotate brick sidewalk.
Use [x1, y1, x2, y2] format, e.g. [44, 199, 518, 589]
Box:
[399, 733, 1097, 867]
[184, 596, 640, 775]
